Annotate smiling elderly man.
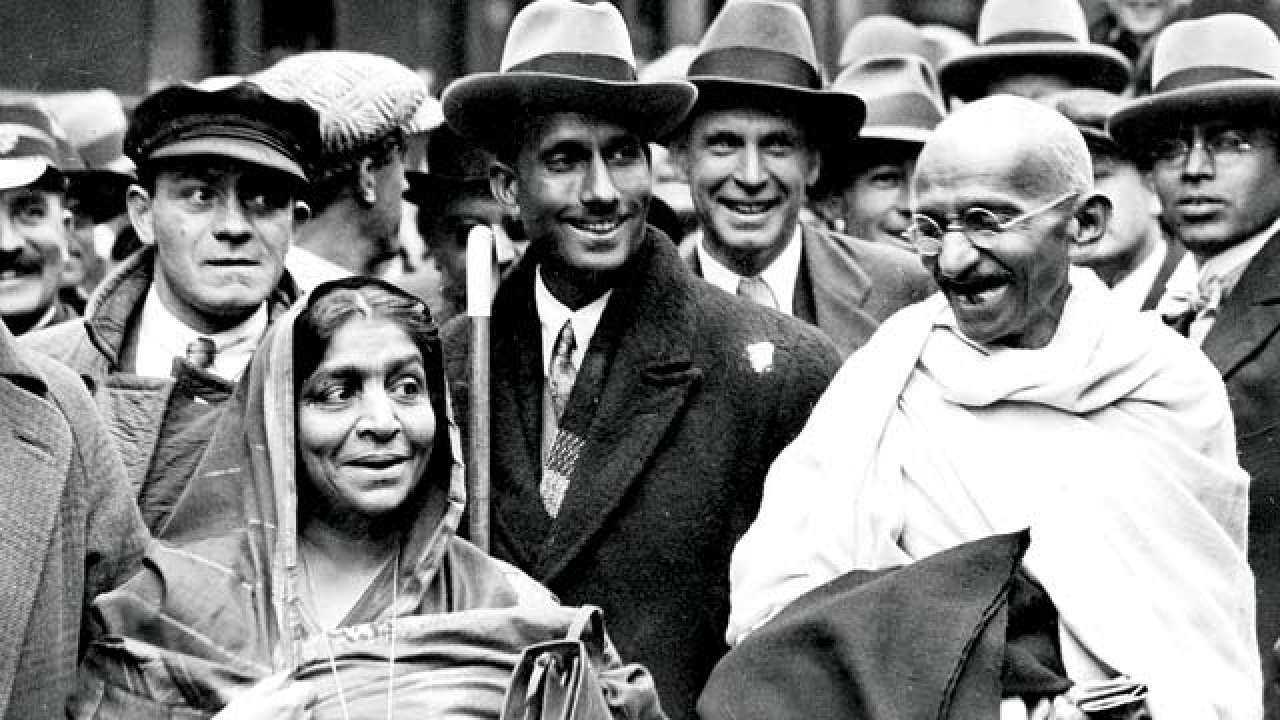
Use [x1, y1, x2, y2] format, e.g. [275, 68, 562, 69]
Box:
[726, 95, 1258, 717]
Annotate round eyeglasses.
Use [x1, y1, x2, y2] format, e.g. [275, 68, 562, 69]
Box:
[1148, 127, 1273, 170]
[906, 190, 1079, 257]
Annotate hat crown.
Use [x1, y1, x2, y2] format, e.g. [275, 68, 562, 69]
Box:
[838, 15, 929, 70]
[977, 0, 1089, 45]
[499, 0, 637, 73]
[1152, 13, 1280, 90]
[0, 101, 61, 165]
[834, 55, 944, 136]
[688, 0, 823, 90]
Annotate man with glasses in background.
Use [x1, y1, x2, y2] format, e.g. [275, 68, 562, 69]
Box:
[727, 94, 1257, 717]
[1109, 14, 1280, 714]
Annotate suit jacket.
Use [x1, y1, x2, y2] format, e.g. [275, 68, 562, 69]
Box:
[0, 322, 148, 718]
[443, 229, 841, 720]
[1198, 229, 1280, 716]
[684, 223, 935, 357]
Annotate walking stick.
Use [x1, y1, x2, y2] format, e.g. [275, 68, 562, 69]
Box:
[466, 225, 494, 551]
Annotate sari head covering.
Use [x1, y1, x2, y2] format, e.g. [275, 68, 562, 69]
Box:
[72, 277, 663, 719]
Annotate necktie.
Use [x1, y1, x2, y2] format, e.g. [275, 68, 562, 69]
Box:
[1159, 275, 1223, 344]
[542, 320, 578, 517]
[737, 275, 778, 310]
[185, 336, 217, 370]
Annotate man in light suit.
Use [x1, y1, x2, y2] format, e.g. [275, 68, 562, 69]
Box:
[670, 0, 933, 358]
[1110, 13, 1280, 714]
[438, 2, 841, 718]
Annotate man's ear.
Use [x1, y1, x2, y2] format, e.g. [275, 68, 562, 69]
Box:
[805, 150, 823, 188]
[489, 161, 520, 213]
[293, 200, 311, 226]
[125, 185, 156, 246]
[1074, 191, 1112, 245]
[356, 156, 378, 207]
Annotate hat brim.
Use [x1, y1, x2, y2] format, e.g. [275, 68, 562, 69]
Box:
[66, 170, 135, 222]
[813, 136, 922, 197]
[938, 44, 1131, 101]
[0, 157, 55, 191]
[403, 170, 490, 206]
[1108, 79, 1280, 155]
[150, 136, 307, 182]
[442, 72, 696, 154]
[676, 78, 866, 157]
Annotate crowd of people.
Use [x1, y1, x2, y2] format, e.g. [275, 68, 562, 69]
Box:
[0, 0, 1276, 717]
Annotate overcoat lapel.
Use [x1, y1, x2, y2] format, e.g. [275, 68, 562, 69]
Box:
[1202, 231, 1280, 379]
[535, 234, 701, 582]
[0, 331, 70, 712]
[488, 267, 553, 571]
[798, 226, 880, 355]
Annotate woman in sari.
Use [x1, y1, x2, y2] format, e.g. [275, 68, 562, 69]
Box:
[71, 277, 662, 719]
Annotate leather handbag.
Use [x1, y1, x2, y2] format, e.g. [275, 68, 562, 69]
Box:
[501, 606, 615, 720]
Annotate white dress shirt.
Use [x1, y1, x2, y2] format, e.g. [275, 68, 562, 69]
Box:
[696, 225, 804, 315]
[134, 286, 268, 382]
[533, 265, 612, 379]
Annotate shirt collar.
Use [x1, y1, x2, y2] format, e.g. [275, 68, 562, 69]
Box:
[134, 286, 268, 381]
[1194, 215, 1280, 299]
[696, 225, 803, 315]
[533, 265, 612, 378]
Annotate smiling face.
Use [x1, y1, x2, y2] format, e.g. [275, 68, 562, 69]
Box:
[680, 106, 820, 275]
[297, 316, 437, 520]
[493, 112, 650, 284]
[1150, 121, 1280, 261]
[842, 143, 919, 250]
[0, 181, 67, 332]
[914, 134, 1077, 349]
[128, 157, 304, 334]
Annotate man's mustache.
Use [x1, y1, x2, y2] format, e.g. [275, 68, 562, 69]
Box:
[0, 246, 48, 275]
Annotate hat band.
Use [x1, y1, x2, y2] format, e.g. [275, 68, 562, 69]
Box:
[1154, 65, 1274, 93]
[689, 47, 821, 90]
[984, 30, 1080, 45]
[143, 113, 304, 169]
[507, 53, 637, 82]
[865, 93, 944, 133]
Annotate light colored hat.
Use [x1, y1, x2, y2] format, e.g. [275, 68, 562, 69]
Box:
[442, 0, 696, 154]
[681, 0, 865, 156]
[42, 89, 135, 175]
[837, 15, 931, 71]
[938, 0, 1131, 101]
[816, 55, 945, 194]
[1108, 13, 1280, 153]
[254, 51, 427, 167]
[0, 101, 62, 190]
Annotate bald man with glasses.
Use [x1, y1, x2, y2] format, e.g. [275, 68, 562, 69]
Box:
[725, 94, 1257, 717]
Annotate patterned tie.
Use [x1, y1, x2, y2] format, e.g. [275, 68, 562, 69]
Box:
[1159, 275, 1223, 344]
[184, 336, 217, 370]
[737, 275, 778, 310]
[542, 320, 578, 517]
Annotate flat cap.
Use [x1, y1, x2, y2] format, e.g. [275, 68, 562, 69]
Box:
[254, 51, 427, 173]
[125, 79, 321, 182]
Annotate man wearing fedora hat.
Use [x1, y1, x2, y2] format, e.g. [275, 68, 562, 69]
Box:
[1109, 13, 1280, 711]
[672, 0, 933, 360]
[731, 94, 1257, 717]
[439, 2, 841, 717]
[254, 50, 427, 288]
[811, 54, 946, 256]
[1047, 87, 1194, 311]
[940, 0, 1132, 102]
[25, 79, 321, 532]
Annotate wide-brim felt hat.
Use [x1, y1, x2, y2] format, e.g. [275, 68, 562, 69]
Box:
[939, 0, 1131, 102]
[1108, 13, 1280, 154]
[403, 124, 494, 206]
[442, 0, 695, 154]
[679, 0, 865, 160]
[837, 14, 931, 71]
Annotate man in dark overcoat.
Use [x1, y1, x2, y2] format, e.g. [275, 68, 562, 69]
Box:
[1109, 12, 1280, 715]
[670, 0, 934, 359]
[438, 2, 841, 718]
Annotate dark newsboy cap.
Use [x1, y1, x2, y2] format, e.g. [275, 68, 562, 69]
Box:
[125, 79, 322, 182]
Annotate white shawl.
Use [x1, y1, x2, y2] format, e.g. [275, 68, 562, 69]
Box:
[728, 272, 1259, 718]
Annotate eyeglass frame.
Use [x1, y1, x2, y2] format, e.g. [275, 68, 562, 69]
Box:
[1147, 125, 1276, 170]
[906, 190, 1080, 257]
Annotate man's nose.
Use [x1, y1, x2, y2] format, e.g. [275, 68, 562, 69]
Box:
[0, 214, 24, 254]
[735, 145, 766, 188]
[581, 150, 620, 208]
[213, 198, 252, 240]
[935, 229, 981, 279]
[1182, 136, 1214, 179]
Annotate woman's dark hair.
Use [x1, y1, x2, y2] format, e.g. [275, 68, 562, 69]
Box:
[293, 276, 453, 515]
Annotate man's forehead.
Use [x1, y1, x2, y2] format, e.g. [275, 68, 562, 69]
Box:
[526, 112, 642, 148]
[154, 156, 298, 184]
[689, 105, 807, 136]
[1159, 118, 1272, 137]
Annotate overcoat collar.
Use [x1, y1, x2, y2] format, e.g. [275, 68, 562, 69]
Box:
[0, 324, 71, 711]
[490, 230, 702, 581]
[1202, 228, 1280, 378]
